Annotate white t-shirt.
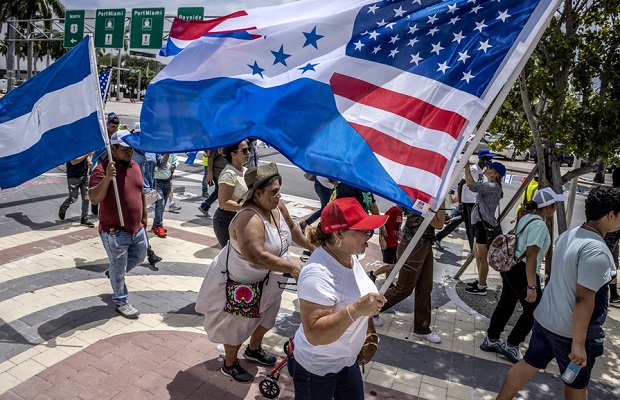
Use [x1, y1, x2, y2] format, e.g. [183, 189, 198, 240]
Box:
[293, 247, 378, 376]
[461, 163, 483, 204]
[316, 176, 335, 190]
[534, 227, 615, 339]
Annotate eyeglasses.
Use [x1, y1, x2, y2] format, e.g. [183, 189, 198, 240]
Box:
[235, 148, 250, 155]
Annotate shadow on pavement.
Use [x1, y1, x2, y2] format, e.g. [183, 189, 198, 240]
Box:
[4, 212, 61, 230]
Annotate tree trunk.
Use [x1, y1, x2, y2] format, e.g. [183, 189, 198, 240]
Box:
[551, 159, 567, 233]
[593, 161, 606, 183]
[519, 72, 547, 186]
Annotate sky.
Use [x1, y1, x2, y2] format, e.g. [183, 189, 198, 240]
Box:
[60, 0, 296, 16]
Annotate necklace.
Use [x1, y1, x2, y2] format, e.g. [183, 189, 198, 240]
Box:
[325, 245, 353, 269]
[581, 223, 603, 237]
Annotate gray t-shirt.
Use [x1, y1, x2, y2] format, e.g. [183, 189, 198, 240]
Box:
[534, 226, 615, 339]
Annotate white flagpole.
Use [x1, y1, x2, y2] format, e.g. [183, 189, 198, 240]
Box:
[88, 35, 125, 227]
[349, 0, 563, 342]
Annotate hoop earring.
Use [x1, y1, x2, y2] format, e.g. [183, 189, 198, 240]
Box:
[334, 237, 342, 248]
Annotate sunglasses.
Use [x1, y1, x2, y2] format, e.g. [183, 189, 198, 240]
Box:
[235, 148, 250, 155]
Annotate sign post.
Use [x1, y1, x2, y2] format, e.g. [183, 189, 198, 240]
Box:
[177, 7, 204, 21]
[64, 10, 85, 48]
[130, 8, 165, 49]
[94, 9, 126, 49]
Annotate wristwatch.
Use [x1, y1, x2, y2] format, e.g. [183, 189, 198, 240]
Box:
[527, 285, 537, 290]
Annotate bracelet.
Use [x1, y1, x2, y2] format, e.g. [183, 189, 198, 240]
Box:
[527, 286, 537, 290]
[345, 306, 356, 322]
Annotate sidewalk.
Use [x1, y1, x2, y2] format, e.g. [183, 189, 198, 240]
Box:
[0, 174, 619, 400]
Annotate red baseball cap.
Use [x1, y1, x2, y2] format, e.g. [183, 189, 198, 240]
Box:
[320, 198, 389, 233]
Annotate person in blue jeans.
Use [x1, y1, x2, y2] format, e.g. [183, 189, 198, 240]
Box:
[290, 198, 388, 399]
[89, 130, 148, 319]
[497, 186, 620, 399]
[298, 176, 336, 232]
[152, 153, 178, 238]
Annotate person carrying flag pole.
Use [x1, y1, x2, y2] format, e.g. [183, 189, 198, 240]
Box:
[86, 37, 148, 319]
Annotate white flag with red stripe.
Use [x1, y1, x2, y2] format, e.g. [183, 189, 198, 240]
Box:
[132, 0, 556, 210]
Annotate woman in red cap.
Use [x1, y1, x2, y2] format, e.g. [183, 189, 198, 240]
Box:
[289, 197, 388, 400]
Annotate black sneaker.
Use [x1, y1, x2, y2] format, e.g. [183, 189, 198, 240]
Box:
[466, 279, 479, 288]
[611, 296, 620, 304]
[147, 249, 162, 271]
[243, 346, 277, 366]
[465, 285, 487, 295]
[58, 207, 66, 221]
[80, 217, 95, 228]
[221, 360, 253, 383]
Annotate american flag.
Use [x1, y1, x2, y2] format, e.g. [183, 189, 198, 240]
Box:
[98, 69, 111, 105]
[133, 0, 557, 210]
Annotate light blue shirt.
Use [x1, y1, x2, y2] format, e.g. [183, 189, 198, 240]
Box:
[514, 214, 550, 274]
[154, 153, 178, 180]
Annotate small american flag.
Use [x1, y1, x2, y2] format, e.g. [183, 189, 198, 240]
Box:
[98, 69, 111, 105]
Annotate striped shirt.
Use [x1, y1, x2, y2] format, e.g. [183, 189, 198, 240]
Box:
[470, 181, 502, 227]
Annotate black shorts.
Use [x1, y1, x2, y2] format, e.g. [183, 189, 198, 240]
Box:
[473, 221, 488, 245]
[382, 247, 397, 264]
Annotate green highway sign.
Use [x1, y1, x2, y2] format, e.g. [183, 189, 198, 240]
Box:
[130, 8, 165, 49]
[94, 9, 126, 49]
[64, 10, 85, 48]
[177, 7, 204, 21]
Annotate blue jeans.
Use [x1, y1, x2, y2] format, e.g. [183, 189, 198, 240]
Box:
[154, 179, 171, 227]
[201, 166, 209, 194]
[523, 322, 604, 389]
[287, 354, 364, 400]
[304, 181, 333, 226]
[200, 177, 219, 212]
[100, 228, 147, 305]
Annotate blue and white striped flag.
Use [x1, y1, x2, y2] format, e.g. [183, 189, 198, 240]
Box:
[0, 36, 105, 189]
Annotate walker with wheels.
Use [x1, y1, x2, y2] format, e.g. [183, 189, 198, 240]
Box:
[258, 337, 294, 399]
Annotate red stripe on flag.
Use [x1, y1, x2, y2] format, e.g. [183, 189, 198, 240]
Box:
[399, 185, 432, 205]
[331, 73, 466, 138]
[170, 12, 253, 40]
[350, 123, 448, 177]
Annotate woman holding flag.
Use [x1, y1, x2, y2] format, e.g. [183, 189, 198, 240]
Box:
[289, 198, 387, 399]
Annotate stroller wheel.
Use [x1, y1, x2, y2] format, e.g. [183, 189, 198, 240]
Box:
[259, 376, 280, 399]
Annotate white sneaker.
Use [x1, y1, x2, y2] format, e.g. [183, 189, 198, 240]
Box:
[414, 331, 441, 344]
[372, 316, 383, 327]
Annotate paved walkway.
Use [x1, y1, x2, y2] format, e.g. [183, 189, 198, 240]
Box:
[0, 163, 619, 400]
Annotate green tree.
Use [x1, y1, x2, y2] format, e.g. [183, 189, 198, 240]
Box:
[486, 0, 620, 233]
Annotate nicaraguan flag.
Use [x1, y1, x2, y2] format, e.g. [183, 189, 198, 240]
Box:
[130, 0, 558, 209]
[0, 37, 105, 189]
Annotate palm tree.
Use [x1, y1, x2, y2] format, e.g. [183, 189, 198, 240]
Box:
[1, 0, 65, 77]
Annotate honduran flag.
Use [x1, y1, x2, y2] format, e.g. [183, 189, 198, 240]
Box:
[0, 37, 105, 189]
[130, 0, 559, 210]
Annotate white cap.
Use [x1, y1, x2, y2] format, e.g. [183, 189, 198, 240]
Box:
[133, 122, 140, 133]
[110, 130, 132, 147]
[533, 187, 568, 208]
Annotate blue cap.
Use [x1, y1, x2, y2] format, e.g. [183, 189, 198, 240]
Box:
[477, 148, 496, 159]
[487, 161, 506, 177]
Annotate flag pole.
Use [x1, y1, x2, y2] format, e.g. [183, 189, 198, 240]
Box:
[348, 0, 563, 342]
[88, 35, 125, 227]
